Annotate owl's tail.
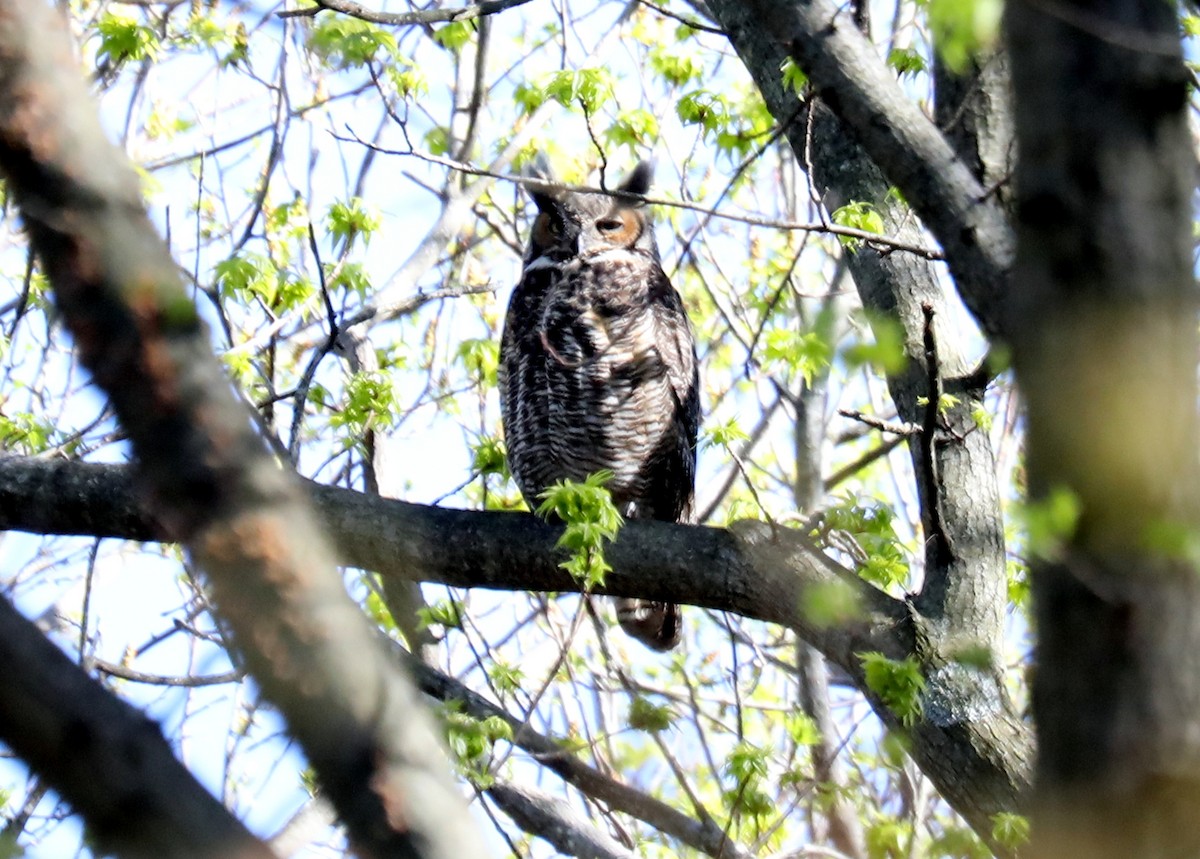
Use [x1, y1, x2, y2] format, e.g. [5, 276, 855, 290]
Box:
[614, 598, 681, 651]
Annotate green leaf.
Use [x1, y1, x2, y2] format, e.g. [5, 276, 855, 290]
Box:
[991, 812, 1031, 849]
[540, 68, 615, 113]
[456, 338, 500, 387]
[785, 711, 820, 746]
[859, 652, 925, 727]
[628, 696, 673, 732]
[723, 785, 774, 820]
[725, 741, 769, 783]
[800, 579, 864, 629]
[1006, 558, 1030, 608]
[762, 328, 832, 385]
[513, 81, 547, 114]
[471, 435, 508, 477]
[488, 661, 524, 695]
[926, 0, 1002, 73]
[780, 57, 808, 94]
[536, 471, 623, 589]
[703, 417, 749, 448]
[676, 90, 732, 136]
[887, 46, 927, 77]
[308, 17, 397, 68]
[419, 598, 464, 631]
[0, 412, 59, 455]
[604, 109, 660, 151]
[843, 313, 908, 375]
[928, 824, 990, 858]
[831, 200, 886, 249]
[327, 261, 371, 295]
[331, 370, 397, 435]
[215, 253, 274, 303]
[424, 126, 450, 155]
[1016, 485, 1081, 559]
[825, 496, 910, 589]
[386, 57, 427, 98]
[866, 817, 910, 859]
[326, 198, 381, 253]
[916, 392, 961, 414]
[433, 21, 473, 52]
[649, 45, 704, 87]
[364, 590, 395, 631]
[97, 12, 160, 64]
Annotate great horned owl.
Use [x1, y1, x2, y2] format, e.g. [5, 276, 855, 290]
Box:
[499, 161, 700, 651]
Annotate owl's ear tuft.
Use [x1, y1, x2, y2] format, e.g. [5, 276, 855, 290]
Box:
[522, 153, 559, 212]
[617, 161, 653, 198]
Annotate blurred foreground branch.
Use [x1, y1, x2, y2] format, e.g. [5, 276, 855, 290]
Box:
[0, 2, 483, 856]
[0, 593, 279, 859]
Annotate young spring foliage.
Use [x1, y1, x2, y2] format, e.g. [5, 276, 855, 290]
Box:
[536, 471, 624, 589]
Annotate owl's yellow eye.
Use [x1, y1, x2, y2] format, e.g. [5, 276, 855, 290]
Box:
[596, 218, 623, 233]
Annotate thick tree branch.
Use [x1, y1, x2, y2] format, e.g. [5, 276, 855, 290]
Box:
[0, 594, 278, 859]
[706, 2, 1021, 848]
[0, 457, 901, 665]
[737, 0, 1014, 341]
[0, 3, 482, 857]
[0, 454, 1033, 846]
[277, 0, 533, 24]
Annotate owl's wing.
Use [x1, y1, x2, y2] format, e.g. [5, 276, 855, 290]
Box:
[647, 265, 701, 437]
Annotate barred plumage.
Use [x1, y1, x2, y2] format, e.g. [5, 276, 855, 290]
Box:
[499, 162, 700, 651]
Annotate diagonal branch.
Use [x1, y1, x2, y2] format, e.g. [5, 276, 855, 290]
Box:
[486, 782, 637, 859]
[0, 593, 278, 859]
[738, 0, 1014, 341]
[402, 648, 753, 859]
[0, 3, 482, 857]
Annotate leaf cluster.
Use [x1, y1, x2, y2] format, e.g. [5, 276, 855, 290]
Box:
[536, 471, 624, 589]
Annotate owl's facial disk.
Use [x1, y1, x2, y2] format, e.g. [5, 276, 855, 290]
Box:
[530, 199, 644, 261]
[524, 161, 655, 266]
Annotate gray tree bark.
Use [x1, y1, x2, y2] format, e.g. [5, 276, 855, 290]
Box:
[706, 2, 1028, 850]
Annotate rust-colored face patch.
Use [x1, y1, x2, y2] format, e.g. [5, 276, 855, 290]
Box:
[595, 206, 643, 247]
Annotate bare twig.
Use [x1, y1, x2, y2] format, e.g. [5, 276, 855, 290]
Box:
[332, 133, 947, 260]
[837, 409, 921, 436]
[278, 0, 534, 25]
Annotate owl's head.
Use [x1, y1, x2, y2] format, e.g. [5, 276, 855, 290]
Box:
[523, 161, 658, 266]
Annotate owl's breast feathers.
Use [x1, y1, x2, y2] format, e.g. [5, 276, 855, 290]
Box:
[500, 250, 700, 522]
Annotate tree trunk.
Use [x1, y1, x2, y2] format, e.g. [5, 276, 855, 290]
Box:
[1006, 0, 1200, 854]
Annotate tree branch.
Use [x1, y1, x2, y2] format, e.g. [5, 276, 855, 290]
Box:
[705, 3, 1022, 850]
[487, 782, 637, 859]
[277, 0, 534, 24]
[0, 3, 482, 856]
[402, 647, 752, 859]
[737, 0, 1014, 341]
[0, 594, 278, 859]
[0, 454, 1034, 844]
